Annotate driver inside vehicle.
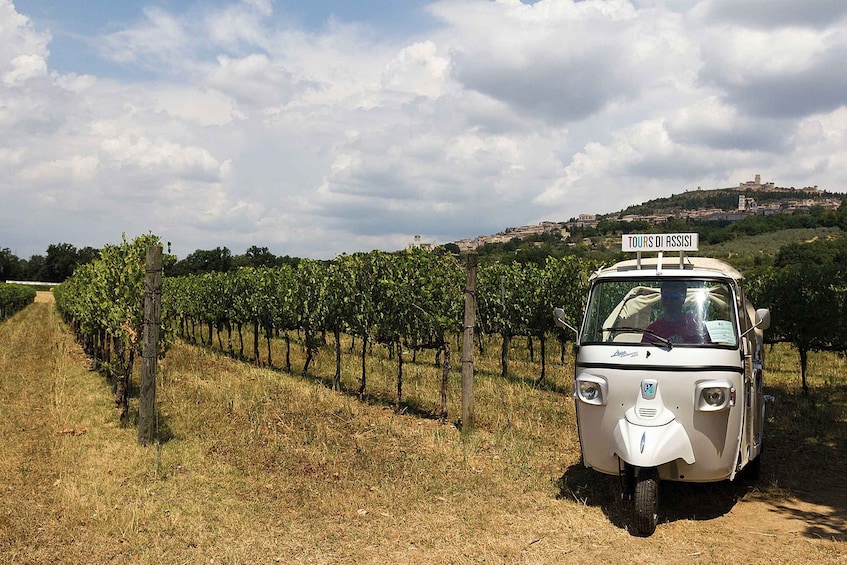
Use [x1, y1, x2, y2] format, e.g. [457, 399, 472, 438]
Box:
[642, 280, 710, 344]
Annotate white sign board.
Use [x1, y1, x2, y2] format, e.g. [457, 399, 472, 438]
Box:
[622, 233, 699, 252]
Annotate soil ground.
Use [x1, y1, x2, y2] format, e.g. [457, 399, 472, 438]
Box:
[1, 293, 845, 564]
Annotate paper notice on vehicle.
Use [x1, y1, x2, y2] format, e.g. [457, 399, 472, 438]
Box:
[705, 320, 735, 344]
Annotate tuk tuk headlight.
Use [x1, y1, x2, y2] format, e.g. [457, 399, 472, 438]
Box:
[695, 381, 734, 412]
[575, 375, 608, 406]
[704, 388, 725, 405]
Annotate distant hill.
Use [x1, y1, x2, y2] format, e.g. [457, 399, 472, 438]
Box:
[458, 184, 844, 254]
[463, 183, 846, 271]
[612, 185, 840, 219]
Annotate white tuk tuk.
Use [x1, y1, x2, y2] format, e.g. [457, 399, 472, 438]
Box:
[554, 233, 771, 535]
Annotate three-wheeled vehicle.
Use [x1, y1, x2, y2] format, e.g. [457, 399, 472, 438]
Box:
[554, 233, 771, 535]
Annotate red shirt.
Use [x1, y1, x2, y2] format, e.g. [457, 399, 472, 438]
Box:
[643, 314, 710, 344]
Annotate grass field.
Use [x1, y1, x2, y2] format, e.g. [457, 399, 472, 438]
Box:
[700, 227, 844, 269]
[1, 296, 845, 564]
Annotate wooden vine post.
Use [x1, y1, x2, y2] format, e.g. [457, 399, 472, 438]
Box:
[461, 251, 477, 433]
[138, 244, 162, 445]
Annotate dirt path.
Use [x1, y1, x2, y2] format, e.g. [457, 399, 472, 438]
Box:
[556, 453, 847, 564]
[0, 300, 72, 560]
[34, 290, 54, 303]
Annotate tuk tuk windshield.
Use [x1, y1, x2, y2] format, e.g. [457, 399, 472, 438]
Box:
[581, 278, 737, 347]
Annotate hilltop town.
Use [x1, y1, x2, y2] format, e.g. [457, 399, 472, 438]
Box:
[451, 175, 843, 252]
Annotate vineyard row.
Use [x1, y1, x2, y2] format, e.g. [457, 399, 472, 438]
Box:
[54, 234, 599, 419]
[0, 282, 37, 321]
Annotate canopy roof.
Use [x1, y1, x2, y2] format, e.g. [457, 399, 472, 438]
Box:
[596, 256, 744, 281]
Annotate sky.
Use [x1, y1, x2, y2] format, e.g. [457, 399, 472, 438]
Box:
[2, 0, 847, 260]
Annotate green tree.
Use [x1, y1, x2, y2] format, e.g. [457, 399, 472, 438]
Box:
[440, 242, 460, 255]
[55, 234, 163, 422]
[24, 254, 47, 281]
[0, 282, 36, 319]
[170, 247, 233, 275]
[546, 255, 594, 364]
[235, 246, 278, 268]
[749, 263, 846, 394]
[477, 263, 533, 379]
[44, 243, 81, 282]
[0, 248, 23, 281]
[325, 257, 356, 391]
[340, 252, 382, 397]
[294, 259, 328, 376]
[774, 237, 847, 268]
[400, 248, 463, 418]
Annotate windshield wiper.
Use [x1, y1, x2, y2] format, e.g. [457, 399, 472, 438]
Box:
[603, 326, 673, 350]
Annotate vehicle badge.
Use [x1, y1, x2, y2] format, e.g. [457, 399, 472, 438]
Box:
[640, 431, 646, 454]
[641, 380, 657, 400]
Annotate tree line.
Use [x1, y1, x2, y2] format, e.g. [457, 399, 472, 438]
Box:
[0, 242, 306, 283]
[0, 244, 99, 283]
[9, 198, 845, 283]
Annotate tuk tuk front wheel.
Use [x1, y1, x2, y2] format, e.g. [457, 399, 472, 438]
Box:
[634, 468, 659, 536]
[744, 453, 761, 481]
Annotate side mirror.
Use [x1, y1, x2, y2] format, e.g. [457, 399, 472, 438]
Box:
[755, 308, 771, 331]
[742, 307, 771, 340]
[553, 307, 579, 335]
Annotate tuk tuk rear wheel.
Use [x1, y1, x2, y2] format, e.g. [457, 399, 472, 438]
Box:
[634, 468, 659, 536]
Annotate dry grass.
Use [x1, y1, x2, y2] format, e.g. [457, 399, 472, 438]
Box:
[1, 297, 846, 564]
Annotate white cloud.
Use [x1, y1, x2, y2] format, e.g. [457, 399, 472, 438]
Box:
[0, 1, 49, 105]
[97, 7, 189, 67]
[381, 41, 449, 97]
[781, 108, 847, 187]
[98, 135, 222, 181]
[0, 146, 24, 172]
[242, 0, 273, 18]
[700, 28, 825, 84]
[17, 154, 98, 184]
[207, 54, 299, 108]
[0, 1, 50, 70]
[53, 73, 97, 93]
[1, 0, 846, 260]
[696, 0, 847, 29]
[664, 97, 792, 152]
[3, 53, 47, 85]
[430, 0, 672, 122]
[692, 4, 847, 119]
[204, 2, 272, 50]
[151, 87, 237, 126]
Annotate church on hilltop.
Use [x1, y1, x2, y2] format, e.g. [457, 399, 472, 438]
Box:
[739, 174, 776, 191]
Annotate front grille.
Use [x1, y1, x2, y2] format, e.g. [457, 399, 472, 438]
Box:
[638, 407, 658, 418]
